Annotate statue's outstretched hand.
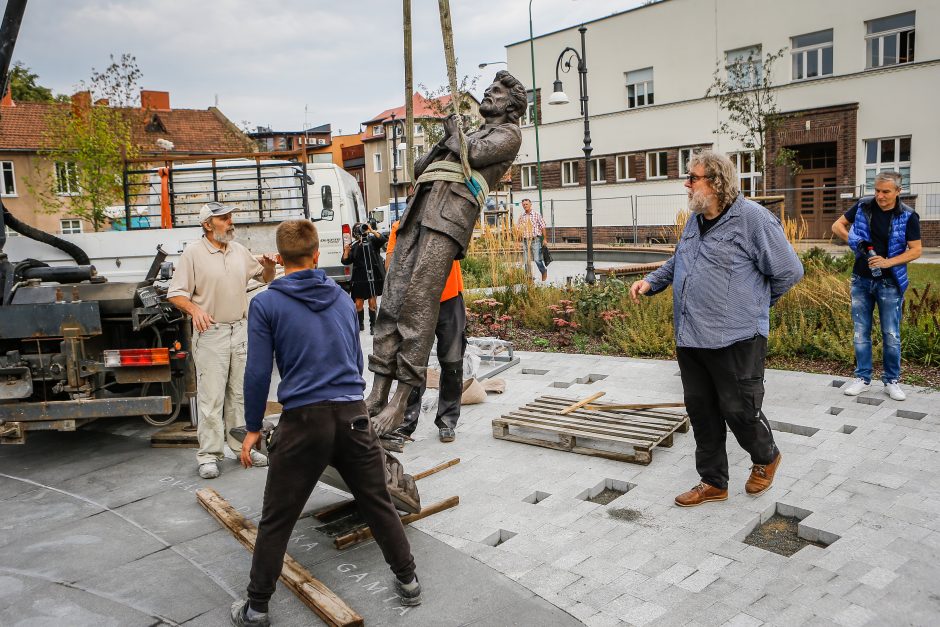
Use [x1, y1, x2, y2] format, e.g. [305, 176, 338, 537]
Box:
[442, 114, 458, 140]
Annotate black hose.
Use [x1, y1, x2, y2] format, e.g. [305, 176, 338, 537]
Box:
[1, 204, 91, 265]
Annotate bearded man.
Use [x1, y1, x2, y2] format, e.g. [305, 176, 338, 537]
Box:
[168, 202, 277, 479]
[629, 150, 803, 507]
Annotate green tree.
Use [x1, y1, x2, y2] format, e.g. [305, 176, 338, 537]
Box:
[8, 61, 68, 103]
[27, 55, 142, 231]
[705, 47, 800, 194]
[417, 75, 481, 147]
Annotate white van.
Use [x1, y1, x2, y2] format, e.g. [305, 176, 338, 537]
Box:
[304, 163, 368, 286]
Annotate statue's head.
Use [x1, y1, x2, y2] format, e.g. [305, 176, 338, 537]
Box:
[480, 70, 527, 124]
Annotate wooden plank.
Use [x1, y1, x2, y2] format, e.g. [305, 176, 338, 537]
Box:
[558, 392, 605, 415]
[538, 397, 687, 422]
[491, 425, 645, 464]
[527, 401, 683, 428]
[412, 458, 461, 480]
[196, 488, 364, 627]
[506, 411, 661, 445]
[586, 402, 685, 411]
[333, 496, 460, 550]
[517, 406, 678, 435]
[497, 416, 653, 450]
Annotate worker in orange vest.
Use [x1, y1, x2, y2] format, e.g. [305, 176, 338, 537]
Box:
[384, 220, 465, 442]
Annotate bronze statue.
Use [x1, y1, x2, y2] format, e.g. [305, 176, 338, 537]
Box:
[368, 71, 525, 434]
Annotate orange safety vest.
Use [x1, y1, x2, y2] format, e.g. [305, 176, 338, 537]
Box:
[387, 221, 463, 302]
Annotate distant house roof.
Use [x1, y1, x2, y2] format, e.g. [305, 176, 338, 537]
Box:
[248, 123, 332, 138]
[0, 101, 256, 154]
[362, 92, 457, 126]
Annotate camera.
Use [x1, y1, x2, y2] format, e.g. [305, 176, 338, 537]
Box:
[352, 223, 368, 239]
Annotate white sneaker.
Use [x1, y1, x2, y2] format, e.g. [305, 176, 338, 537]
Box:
[249, 449, 269, 467]
[198, 461, 220, 479]
[843, 378, 871, 396]
[885, 382, 906, 401]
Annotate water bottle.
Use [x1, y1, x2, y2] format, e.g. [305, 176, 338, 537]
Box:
[866, 246, 882, 278]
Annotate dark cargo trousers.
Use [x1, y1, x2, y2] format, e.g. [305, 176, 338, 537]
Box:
[246, 400, 416, 612]
[675, 335, 779, 491]
[399, 293, 468, 434]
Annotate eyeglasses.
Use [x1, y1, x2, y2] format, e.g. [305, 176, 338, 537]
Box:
[686, 174, 712, 184]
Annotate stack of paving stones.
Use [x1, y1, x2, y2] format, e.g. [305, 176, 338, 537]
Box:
[393, 350, 940, 626]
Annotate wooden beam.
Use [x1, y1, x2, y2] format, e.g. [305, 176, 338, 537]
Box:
[585, 402, 685, 411]
[558, 392, 605, 415]
[412, 457, 460, 480]
[334, 496, 459, 550]
[196, 488, 364, 627]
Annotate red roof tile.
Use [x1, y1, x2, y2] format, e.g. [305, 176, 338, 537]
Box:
[0, 101, 255, 154]
[363, 92, 455, 125]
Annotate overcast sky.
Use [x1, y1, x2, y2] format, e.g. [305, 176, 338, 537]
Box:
[11, 0, 642, 135]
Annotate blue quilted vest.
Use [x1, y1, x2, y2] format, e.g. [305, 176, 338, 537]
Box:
[847, 197, 913, 294]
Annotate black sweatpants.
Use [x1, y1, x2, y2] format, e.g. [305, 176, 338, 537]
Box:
[246, 400, 416, 612]
[676, 335, 778, 491]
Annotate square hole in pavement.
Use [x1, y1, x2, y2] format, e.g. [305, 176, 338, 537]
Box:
[840, 424, 857, 434]
[551, 381, 572, 389]
[827, 407, 844, 415]
[831, 379, 846, 388]
[522, 491, 550, 505]
[482, 529, 517, 547]
[522, 368, 549, 375]
[575, 373, 608, 385]
[768, 420, 819, 437]
[896, 409, 926, 421]
[857, 396, 884, 406]
[576, 478, 636, 504]
[740, 503, 839, 557]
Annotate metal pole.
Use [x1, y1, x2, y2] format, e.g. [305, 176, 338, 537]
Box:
[391, 113, 399, 219]
[578, 26, 594, 284]
[528, 0, 544, 216]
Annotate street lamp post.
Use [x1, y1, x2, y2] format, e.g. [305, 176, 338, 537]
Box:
[528, 0, 544, 218]
[388, 112, 407, 222]
[549, 25, 594, 284]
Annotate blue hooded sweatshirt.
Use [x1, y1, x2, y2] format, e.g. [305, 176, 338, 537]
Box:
[244, 268, 365, 432]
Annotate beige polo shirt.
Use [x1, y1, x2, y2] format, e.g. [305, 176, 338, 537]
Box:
[167, 237, 264, 323]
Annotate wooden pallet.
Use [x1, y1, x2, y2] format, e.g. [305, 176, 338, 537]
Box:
[492, 395, 688, 465]
[150, 421, 197, 448]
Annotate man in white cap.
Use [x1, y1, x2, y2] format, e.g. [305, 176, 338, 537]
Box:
[168, 202, 277, 479]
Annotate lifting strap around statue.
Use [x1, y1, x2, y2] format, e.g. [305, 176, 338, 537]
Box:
[414, 161, 489, 207]
[435, 0, 483, 207]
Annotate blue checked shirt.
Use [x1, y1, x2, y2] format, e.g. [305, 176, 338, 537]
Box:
[644, 194, 803, 349]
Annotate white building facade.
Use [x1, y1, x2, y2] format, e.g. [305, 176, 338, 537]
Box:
[506, 0, 940, 244]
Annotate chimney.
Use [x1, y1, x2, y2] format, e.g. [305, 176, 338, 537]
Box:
[140, 90, 170, 110]
[71, 90, 91, 116]
[1, 86, 13, 107]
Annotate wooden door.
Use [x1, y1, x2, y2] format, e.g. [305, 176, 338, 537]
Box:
[795, 168, 837, 239]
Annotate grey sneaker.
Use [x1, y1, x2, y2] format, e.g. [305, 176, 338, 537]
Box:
[198, 462, 220, 479]
[396, 575, 422, 606]
[249, 449, 269, 467]
[231, 599, 269, 627]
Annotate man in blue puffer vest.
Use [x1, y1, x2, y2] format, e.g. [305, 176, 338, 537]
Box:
[832, 171, 922, 401]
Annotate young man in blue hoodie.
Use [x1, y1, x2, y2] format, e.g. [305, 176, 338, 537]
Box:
[231, 220, 420, 627]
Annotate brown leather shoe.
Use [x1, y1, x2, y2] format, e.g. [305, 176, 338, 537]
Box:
[674, 482, 728, 507]
[745, 452, 782, 496]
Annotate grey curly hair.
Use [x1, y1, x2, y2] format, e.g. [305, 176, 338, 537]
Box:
[493, 70, 528, 122]
[688, 150, 740, 208]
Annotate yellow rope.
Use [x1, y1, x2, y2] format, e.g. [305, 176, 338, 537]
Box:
[436, 0, 473, 185]
[415, 161, 489, 207]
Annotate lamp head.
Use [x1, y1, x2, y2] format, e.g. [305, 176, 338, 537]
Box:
[548, 80, 569, 105]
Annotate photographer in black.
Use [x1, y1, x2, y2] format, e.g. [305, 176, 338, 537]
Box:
[342, 221, 387, 334]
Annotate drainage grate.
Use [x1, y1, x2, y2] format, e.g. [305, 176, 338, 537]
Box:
[740, 503, 839, 557]
[522, 368, 549, 375]
[856, 396, 884, 406]
[522, 491, 550, 505]
[827, 407, 844, 416]
[840, 425, 857, 434]
[896, 409, 927, 421]
[831, 379, 847, 388]
[768, 420, 819, 437]
[577, 478, 636, 504]
[483, 529, 517, 547]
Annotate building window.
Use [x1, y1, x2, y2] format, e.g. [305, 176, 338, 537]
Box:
[731, 151, 762, 196]
[866, 12, 915, 68]
[865, 137, 911, 191]
[317, 138, 326, 145]
[414, 145, 426, 161]
[523, 89, 537, 126]
[589, 158, 606, 184]
[55, 161, 79, 195]
[60, 219, 82, 235]
[389, 145, 405, 170]
[373, 153, 382, 173]
[625, 68, 654, 109]
[678, 149, 694, 176]
[615, 155, 633, 182]
[372, 125, 383, 136]
[792, 29, 833, 80]
[725, 45, 762, 88]
[520, 165, 537, 189]
[561, 160, 579, 186]
[1, 161, 15, 196]
[413, 124, 424, 136]
[646, 151, 667, 179]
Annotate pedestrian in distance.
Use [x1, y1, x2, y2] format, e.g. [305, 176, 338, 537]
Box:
[831, 171, 922, 401]
[232, 220, 420, 627]
[167, 202, 276, 480]
[629, 150, 803, 507]
[341, 220, 386, 335]
[516, 198, 548, 281]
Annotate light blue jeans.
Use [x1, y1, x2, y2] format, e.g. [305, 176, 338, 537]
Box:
[523, 237, 547, 277]
[851, 274, 903, 384]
